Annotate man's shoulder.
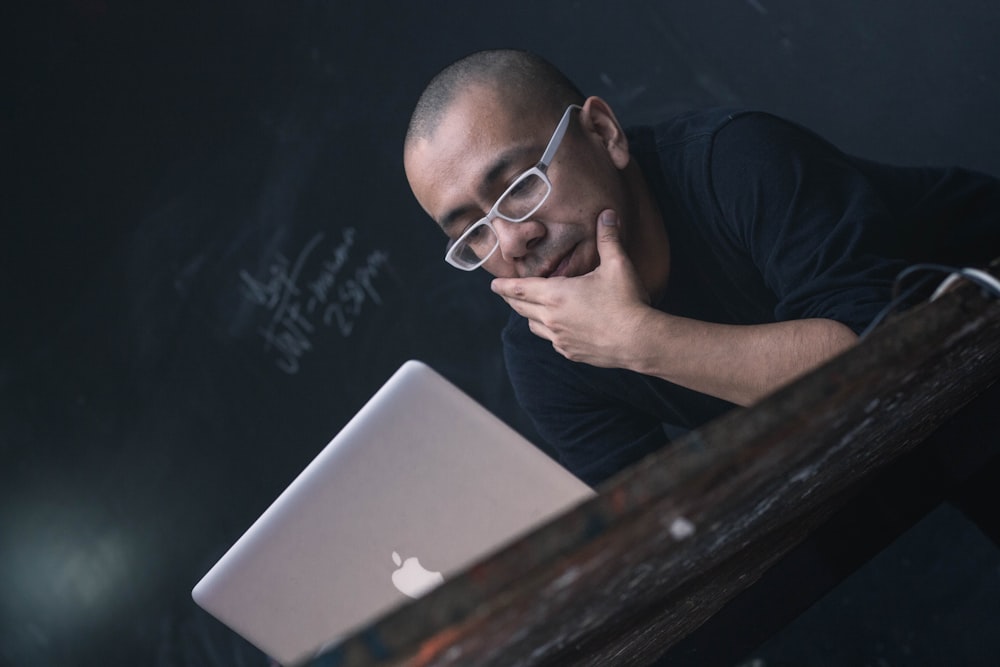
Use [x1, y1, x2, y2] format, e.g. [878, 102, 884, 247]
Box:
[648, 107, 743, 139]
[628, 107, 801, 154]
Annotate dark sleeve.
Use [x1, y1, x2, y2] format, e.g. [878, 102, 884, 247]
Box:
[706, 112, 911, 334]
[501, 316, 672, 487]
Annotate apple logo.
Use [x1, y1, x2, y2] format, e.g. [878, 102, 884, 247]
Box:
[391, 551, 444, 598]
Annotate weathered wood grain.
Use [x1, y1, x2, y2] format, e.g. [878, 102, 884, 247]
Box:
[308, 265, 1000, 667]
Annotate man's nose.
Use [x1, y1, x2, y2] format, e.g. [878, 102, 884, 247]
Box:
[493, 217, 544, 260]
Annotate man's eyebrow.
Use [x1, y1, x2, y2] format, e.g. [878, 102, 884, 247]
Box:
[439, 205, 478, 234]
[438, 145, 538, 233]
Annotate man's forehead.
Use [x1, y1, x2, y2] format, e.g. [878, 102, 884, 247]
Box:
[406, 88, 543, 226]
[432, 87, 522, 154]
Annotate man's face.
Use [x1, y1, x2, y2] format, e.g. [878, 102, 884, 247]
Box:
[405, 88, 631, 279]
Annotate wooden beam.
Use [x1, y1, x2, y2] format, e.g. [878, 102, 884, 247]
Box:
[308, 265, 1000, 667]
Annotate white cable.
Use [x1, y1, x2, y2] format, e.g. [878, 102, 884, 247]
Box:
[931, 267, 1000, 301]
[861, 263, 1000, 339]
[930, 273, 964, 301]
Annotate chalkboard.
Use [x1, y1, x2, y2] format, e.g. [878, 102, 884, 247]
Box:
[4, 2, 999, 665]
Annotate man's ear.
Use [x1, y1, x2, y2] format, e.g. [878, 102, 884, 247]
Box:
[580, 96, 630, 169]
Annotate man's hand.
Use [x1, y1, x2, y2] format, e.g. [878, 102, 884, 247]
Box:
[490, 209, 653, 368]
[491, 211, 858, 407]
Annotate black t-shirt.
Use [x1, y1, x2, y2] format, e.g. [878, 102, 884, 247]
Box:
[503, 109, 1000, 486]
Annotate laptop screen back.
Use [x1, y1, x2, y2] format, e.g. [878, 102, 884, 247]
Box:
[191, 360, 595, 665]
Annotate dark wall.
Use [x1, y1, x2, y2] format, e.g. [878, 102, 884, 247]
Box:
[4, 2, 999, 665]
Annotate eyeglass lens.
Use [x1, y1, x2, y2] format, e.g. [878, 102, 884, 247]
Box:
[452, 172, 549, 268]
[453, 224, 498, 266]
[496, 172, 550, 220]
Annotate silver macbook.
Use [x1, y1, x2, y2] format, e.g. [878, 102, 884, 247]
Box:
[191, 360, 595, 666]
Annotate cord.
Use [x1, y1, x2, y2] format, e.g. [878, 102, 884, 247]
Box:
[859, 263, 1000, 340]
[930, 267, 1000, 301]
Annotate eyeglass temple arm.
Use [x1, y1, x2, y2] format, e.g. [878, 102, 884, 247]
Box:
[538, 105, 582, 168]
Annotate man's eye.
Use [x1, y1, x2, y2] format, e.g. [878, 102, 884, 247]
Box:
[507, 178, 530, 198]
[503, 173, 545, 206]
[466, 225, 488, 242]
[451, 222, 480, 243]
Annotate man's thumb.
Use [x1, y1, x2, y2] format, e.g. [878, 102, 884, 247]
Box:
[598, 209, 621, 249]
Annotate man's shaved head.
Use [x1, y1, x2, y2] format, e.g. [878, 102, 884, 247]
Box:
[405, 49, 585, 150]
[403, 49, 645, 282]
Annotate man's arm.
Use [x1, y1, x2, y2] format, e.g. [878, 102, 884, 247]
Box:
[492, 210, 857, 407]
[626, 311, 856, 407]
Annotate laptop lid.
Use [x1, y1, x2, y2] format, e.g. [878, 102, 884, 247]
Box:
[191, 360, 595, 665]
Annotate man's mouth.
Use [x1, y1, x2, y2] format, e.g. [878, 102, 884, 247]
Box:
[544, 244, 577, 278]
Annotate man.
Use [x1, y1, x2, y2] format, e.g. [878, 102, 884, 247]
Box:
[404, 49, 1000, 486]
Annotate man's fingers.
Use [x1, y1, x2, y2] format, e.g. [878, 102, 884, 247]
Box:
[491, 276, 547, 301]
[497, 292, 540, 321]
[490, 278, 516, 297]
[527, 318, 554, 342]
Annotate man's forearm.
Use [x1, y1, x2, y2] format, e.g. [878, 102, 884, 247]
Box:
[627, 311, 858, 407]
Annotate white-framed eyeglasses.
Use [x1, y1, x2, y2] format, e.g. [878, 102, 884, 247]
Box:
[444, 104, 582, 271]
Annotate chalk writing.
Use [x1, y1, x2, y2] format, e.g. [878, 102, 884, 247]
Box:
[238, 228, 390, 374]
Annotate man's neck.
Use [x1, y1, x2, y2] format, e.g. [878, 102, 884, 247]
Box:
[623, 160, 671, 302]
